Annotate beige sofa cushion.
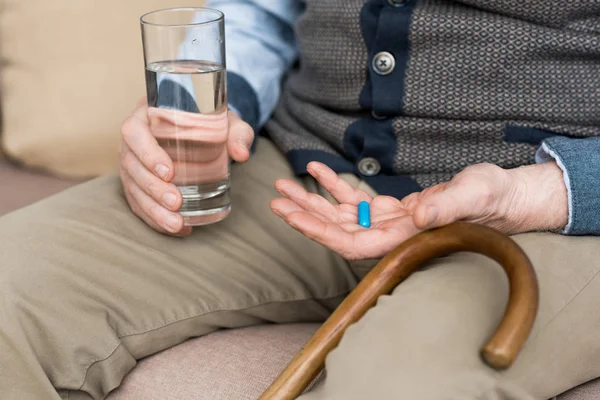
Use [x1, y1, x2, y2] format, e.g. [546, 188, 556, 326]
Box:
[0, 155, 77, 215]
[106, 324, 599, 400]
[0, 0, 200, 178]
[107, 324, 320, 400]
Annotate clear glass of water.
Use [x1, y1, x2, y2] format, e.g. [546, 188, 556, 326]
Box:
[141, 8, 230, 226]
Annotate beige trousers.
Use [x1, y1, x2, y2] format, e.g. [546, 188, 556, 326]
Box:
[1, 138, 599, 400]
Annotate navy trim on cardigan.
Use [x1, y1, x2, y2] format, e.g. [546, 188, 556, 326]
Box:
[358, 1, 380, 110]
[344, 118, 397, 174]
[286, 150, 423, 199]
[346, 0, 422, 199]
[359, 0, 417, 117]
[286, 148, 422, 199]
[284, 0, 423, 200]
[365, 174, 422, 199]
[286, 149, 356, 176]
[503, 124, 557, 145]
[344, 117, 422, 198]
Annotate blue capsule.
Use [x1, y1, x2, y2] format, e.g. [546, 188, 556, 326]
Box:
[358, 201, 371, 228]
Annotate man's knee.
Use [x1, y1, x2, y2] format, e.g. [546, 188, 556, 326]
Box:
[300, 255, 528, 399]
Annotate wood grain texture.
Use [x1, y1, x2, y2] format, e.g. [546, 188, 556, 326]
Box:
[260, 222, 539, 400]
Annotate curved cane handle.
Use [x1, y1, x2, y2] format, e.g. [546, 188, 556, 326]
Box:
[259, 222, 539, 400]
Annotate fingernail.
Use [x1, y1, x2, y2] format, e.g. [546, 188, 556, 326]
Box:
[307, 164, 320, 176]
[163, 192, 178, 209]
[424, 205, 438, 226]
[165, 213, 180, 231]
[155, 164, 170, 180]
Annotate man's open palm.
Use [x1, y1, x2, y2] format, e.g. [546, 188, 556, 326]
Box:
[270, 162, 421, 260]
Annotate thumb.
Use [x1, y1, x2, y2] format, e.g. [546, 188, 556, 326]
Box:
[227, 110, 254, 163]
[412, 185, 478, 230]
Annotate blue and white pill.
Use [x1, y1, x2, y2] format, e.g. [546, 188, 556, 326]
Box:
[358, 201, 371, 228]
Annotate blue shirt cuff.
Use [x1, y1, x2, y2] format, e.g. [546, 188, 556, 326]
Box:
[536, 136, 600, 236]
[227, 71, 260, 134]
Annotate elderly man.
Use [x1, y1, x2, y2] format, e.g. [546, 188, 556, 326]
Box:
[0, 0, 599, 399]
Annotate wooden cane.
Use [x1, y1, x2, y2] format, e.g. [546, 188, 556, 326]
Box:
[259, 222, 539, 400]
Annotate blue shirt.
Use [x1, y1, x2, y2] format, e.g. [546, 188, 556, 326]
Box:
[207, 0, 303, 129]
[205, 0, 600, 236]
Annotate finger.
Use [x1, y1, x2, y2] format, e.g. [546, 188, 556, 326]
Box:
[400, 192, 421, 213]
[270, 197, 327, 222]
[400, 184, 447, 213]
[412, 183, 481, 230]
[121, 169, 185, 234]
[274, 179, 356, 223]
[376, 215, 423, 247]
[369, 196, 409, 222]
[134, 200, 193, 237]
[227, 110, 254, 163]
[122, 147, 182, 212]
[120, 169, 168, 233]
[120, 165, 192, 237]
[121, 104, 174, 182]
[307, 162, 373, 205]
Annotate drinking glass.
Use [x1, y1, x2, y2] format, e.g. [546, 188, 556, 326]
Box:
[141, 8, 230, 226]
